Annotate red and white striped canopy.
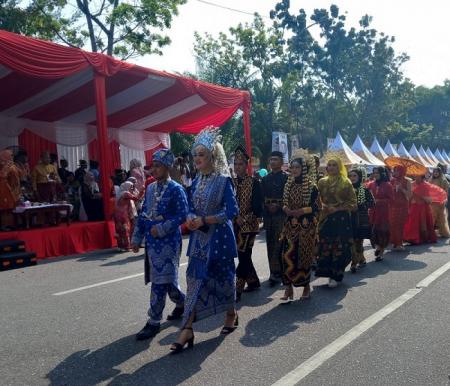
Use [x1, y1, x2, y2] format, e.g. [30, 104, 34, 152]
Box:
[0, 30, 251, 151]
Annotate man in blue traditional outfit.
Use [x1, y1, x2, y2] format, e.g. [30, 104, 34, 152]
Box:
[131, 149, 189, 340]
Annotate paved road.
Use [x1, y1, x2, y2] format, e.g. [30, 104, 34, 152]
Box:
[1, 235, 449, 386]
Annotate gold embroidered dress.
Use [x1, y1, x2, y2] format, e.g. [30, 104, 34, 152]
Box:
[280, 175, 319, 287]
[234, 174, 263, 297]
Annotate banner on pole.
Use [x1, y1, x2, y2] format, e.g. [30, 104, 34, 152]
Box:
[272, 131, 289, 163]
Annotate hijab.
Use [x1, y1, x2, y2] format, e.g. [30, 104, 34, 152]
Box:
[374, 166, 389, 186]
[350, 168, 363, 188]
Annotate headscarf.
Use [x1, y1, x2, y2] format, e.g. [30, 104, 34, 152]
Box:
[284, 157, 313, 206]
[325, 156, 349, 188]
[349, 168, 363, 188]
[118, 181, 133, 200]
[83, 171, 99, 193]
[430, 167, 449, 191]
[129, 159, 142, 170]
[373, 166, 389, 186]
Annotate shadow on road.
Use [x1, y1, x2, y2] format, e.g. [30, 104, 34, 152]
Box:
[240, 284, 348, 348]
[46, 334, 150, 386]
[107, 336, 224, 386]
[101, 253, 144, 267]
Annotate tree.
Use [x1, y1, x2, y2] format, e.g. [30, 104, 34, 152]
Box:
[0, 0, 186, 59]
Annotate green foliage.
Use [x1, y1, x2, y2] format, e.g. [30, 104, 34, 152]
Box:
[0, 0, 186, 59]
[193, 2, 447, 160]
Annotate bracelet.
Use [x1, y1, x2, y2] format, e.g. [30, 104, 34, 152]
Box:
[302, 207, 312, 214]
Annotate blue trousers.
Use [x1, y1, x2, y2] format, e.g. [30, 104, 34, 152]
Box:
[148, 283, 185, 326]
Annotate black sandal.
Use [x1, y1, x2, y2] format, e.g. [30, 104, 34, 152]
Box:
[170, 327, 194, 354]
[220, 313, 239, 335]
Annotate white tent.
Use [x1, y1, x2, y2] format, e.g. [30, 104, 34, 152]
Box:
[369, 137, 388, 160]
[434, 149, 448, 165]
[426, 147, 440, 165]
[384, 140, 399, 157]
[409, 144, 433, 168]
[441, 150, 450, 164]
[397, 142, 414, 160]
[351, 135, 384, 166]
[323, 132, 367, 166]
[419, 145, 438, 166]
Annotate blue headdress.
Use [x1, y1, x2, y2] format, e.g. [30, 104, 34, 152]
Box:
[152, 148, 174, 168]
[192, 126, 221, 153]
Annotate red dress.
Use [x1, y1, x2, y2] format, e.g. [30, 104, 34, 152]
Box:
[403, 181, 444, 244]
[389, 177, 410, 246]
[368, 180, 394, 248]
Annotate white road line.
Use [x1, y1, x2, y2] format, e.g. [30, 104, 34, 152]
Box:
[272, 261, 450, 386]
[416, 260, 450, 288]
[53, 262, 188, 296]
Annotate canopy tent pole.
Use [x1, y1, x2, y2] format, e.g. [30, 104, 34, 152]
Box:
[242, 95, 252, 173]
[93, 73, 113, 220]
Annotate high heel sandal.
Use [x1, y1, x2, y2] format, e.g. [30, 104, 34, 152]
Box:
[280, 286, 294, 303]
[170, 327, 195, 354]
[220, 312, 239, 335]
[300, 286, 311, 300]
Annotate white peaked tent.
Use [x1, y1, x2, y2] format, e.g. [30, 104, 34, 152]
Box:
[384, 140, 399, 157]
[434, 149, 449, 165]
[370, 137, 388, 160]
[441, 150, 450, 164]
[426, 147, 440, 165]
[351, 135, 384, 166]
[409, 144, 433, 168]
[397, 142, 414, 160]
[419, 145, 438, 166]
[323, 132, 366, 165]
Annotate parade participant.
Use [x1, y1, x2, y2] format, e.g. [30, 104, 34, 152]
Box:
[261, 151, 288, 286]
[316, 157, 357, 287]
[115, 181, 140, 251]
[389, 165, 411, 250]
[404, 175, 446, 244]
[31, 151, 61, 202]
[349, 168, 375, 272]
[279, 155, 318, 301]
[368, 167, 393, 261]
[233, 145, 263, 302]
[131, 149, 189, 340]
[429, 167, 450, 238]
[170, 127, 239, 354]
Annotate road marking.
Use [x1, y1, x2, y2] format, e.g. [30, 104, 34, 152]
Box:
[53, 262, 188, 296]
[272, 260, 450, 386]
[416, 260, 450, 288]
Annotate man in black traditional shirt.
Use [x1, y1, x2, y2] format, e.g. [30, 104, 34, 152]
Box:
[261, 151, 288, 286]
[233, 145, 263, 301]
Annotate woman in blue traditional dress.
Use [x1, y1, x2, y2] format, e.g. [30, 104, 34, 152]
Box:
[170, 127, 239, 354]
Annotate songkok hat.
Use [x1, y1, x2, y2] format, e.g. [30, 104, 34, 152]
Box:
[234, 145, 250, 163]
[270, 151, 283, 159]
[152, 148, 175, 168]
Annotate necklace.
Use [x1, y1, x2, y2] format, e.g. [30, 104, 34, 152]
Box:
[194, 173, 215, 212]
[145, 179, 170, 220]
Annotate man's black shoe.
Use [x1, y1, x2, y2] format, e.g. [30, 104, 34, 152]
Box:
[136, 323, 160, 340]
[167, 306, 184, 321]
